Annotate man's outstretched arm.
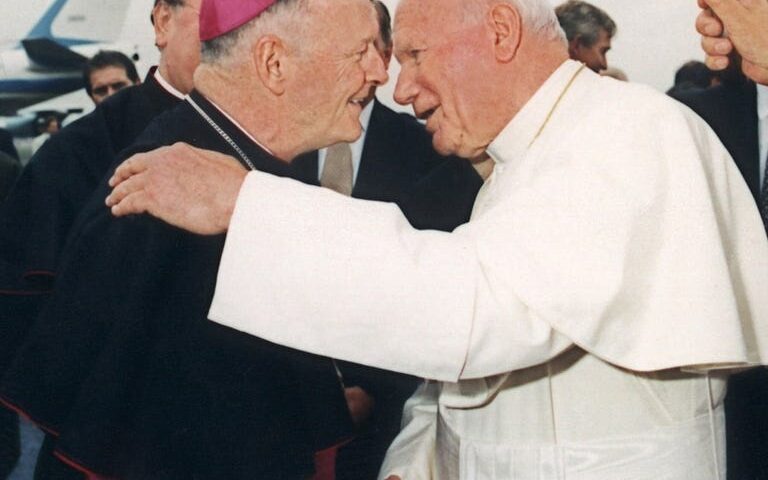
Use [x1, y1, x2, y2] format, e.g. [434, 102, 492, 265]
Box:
[107, 143, 574, 382]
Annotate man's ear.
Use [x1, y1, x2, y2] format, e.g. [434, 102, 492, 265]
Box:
[568, 35, 583, 60]
[253, 36, 287, 95]
[489, 3, 522, 62]
[152, 3, 172, 50]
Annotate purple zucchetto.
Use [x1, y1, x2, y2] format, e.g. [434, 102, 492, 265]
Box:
[199, 0, 278, 41]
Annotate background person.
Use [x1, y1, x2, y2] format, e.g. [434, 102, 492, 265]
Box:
[555, 0, 616, 72]
[82, 50, 141, 105]
[0, 0, 201, 477]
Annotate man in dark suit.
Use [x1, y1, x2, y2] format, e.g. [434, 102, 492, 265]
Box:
[0, 1, 199, 478]
[291, 3, 481, 478]
[0, 128, 18, 162]
[672, 69, 768, 480]
[0, 128, 20, 203]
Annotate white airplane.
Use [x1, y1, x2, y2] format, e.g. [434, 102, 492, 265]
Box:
[0, 0, 159, 119]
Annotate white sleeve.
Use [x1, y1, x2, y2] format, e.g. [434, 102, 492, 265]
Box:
[208, 172, 571, 382]
[377, 381, 439, 480]
[210, 88, 768, 379]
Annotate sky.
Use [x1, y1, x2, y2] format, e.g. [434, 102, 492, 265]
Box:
[1, 1, 706, 111]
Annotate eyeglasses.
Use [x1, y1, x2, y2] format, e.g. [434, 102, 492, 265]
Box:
[92, 81, 130, 97]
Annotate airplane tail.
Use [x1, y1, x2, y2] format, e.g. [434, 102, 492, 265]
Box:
[20, 0, 140, 71]
[25, 0, 72, 41]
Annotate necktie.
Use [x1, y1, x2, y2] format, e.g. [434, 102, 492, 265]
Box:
[321, 142, 353, 196]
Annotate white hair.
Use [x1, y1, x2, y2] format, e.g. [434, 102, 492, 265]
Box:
[464, 0, 566, 43]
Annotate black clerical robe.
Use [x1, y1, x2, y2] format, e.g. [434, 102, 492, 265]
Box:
[0, 68, 181, 375]
[1, 92, 353, 479]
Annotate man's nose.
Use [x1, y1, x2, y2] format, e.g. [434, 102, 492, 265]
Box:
[393, 65, 417, 106]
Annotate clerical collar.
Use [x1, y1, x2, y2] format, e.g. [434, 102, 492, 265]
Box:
[486, 59, 585, 166]
[153, 69, 185, 100]
[358, 99, 375, 133]
[193, 94, 274, 155]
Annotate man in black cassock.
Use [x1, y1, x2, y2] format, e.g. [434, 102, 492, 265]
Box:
[0, 0, 199, 477]
[1, 0, 482, 478]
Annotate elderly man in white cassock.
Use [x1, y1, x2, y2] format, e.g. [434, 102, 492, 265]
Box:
[106, 0, 768, 478]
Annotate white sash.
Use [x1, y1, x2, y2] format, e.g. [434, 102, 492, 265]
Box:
[435, 406, 725, 480]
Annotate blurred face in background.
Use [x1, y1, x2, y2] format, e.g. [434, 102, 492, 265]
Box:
[569, 28, 611, 72]
[88, 66, 136, 104]
[153, 0, 202, 94]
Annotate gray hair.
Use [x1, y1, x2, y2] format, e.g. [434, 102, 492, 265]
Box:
[463, 0, 566, 43]
[555, 0, 616, 46]
[201, 0, 308, 67]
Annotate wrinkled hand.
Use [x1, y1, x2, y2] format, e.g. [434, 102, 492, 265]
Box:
[106, 142, 247, 235]
[697, 0, 768, 84]
[344, 386, 375, 427]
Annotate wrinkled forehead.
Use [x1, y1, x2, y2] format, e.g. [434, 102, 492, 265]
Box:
[393, 0, 465, 49]
[311, 0, 378, 40]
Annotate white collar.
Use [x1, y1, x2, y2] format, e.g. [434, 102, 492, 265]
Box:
[153, 69, 185, 100]
[359, 99, 375, 132]
[486, 59, 584, 165]
[757, 83, 768, 120]
[195, 95, 274, 155]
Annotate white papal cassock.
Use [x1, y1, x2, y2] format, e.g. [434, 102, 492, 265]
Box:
[208, 60, 768, 479]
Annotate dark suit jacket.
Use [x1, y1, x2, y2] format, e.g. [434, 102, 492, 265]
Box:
[0, 151, 20, 204]
[671, 79, 761, 202]
[293, 99, 483, 479]
[0, 128, 18, 161]
[673, 80, 768, 480]
[293, 99, 482, 231]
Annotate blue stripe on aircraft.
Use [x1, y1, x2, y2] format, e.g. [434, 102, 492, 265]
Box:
[20, 0, 97, 48]
[27, 0, 71, 39]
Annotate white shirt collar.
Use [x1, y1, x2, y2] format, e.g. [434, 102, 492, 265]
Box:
[757, 84, 768, 121]
[196, 95, 274, 155]
[757, 84, 768, 188]
[358, 98, 375, 133]
[153, 69, 185, 100]
[486, 59, 584, 166]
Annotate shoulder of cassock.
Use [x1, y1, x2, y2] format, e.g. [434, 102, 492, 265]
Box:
[466, 70, 768, 372]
